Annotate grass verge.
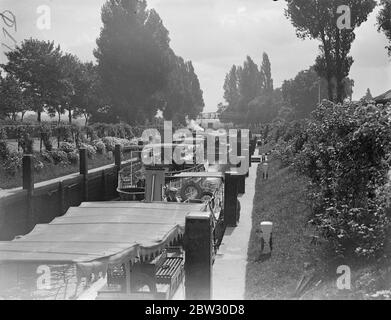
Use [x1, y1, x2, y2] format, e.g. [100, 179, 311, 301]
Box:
[245, 157, 391, 300]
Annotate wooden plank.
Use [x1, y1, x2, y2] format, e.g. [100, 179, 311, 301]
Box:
[79, 202, 204, 211]
[171, 172, 224, 179]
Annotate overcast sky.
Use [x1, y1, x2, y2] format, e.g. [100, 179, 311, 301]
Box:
[1, 0, 390, 112]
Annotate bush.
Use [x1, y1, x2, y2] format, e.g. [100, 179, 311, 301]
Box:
[40, 124, 53, 151]
[0, 127, 7, 140]
[272, 141, 295, 168]
[102, 136, 135, 152]
[0, 122, 9, 158]
[67, 151, 79, 164]
[43, 137, 53, 151]
[59, 142, 75, 154]
[90, 123, 136, 140]
[54, 124, 74, 145]
[80, 143, 97, 159]
[19, 133, 34, 154]
[0, 140, 9, 159]
[86, 126, 98, 142]
[33, 156, 44, 172]
[72, 125, 82, 147]
[50, 150, 69, 165]
[2, 151, 22, 176]
[92, 140, 106, 154]
[102, 137, 119, 152]
[293, 101, 391, 258]
[41, 151, 54, 164]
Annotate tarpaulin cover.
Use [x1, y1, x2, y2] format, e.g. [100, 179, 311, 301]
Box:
[0, 202, 204, 278]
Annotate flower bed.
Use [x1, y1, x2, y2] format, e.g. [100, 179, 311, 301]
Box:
[0, 135, 139, 189]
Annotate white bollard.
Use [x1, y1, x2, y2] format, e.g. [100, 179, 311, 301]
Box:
[260, 221, 273, 254]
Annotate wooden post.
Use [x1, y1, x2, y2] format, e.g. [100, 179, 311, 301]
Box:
[23, 154, 34, 192]
[248, 146, 252, 168]
[248, 130, 253, 168]
[215, 136, 219, 164]
[79, 148, 88, 202]
[203, 135, 208, 163]
[40, 133, 43, 153]
[161, 144, 165, 165]
[101, 170, 107, 201]
[134, 145, 142, 161]
[23, 154, 34, 230]
[235, 155, 246, 194]
[224, 172, 239, 227]
[58, 181, 65, 216]
[79, 148, 87, 175]
[184, 211, 213, 300]
[245, 148, 250, 177]
[227, 131, 230, 157]
[115, 144, 122, 194]
[237, 129, 242, 158]
[238, 174, 245, 194]
[114, 144, 121, 171]
[192, 132, 197, 164]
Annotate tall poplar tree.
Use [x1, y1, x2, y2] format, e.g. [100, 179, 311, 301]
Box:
[260, 52, 273, 95]
[285, 0, 376, 103]
[94, 0, 172, 123]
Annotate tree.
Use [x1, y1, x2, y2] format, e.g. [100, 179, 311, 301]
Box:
[282, 66, 329, 119]
[40, 53, 82, 124]
[60, 54, 83, 124]
[186, 61, 204, 119]
[159, 55, 186, 123]
[377, 0, 391, 55]
[285, 0, 376, 103]
[247, 52, 277, 124]
[238, 56, 260, 110]
[223, 65, 240, 112]
[260, 52, 273, 95]
[221, 53, 276, 124]
[158, 55, 204, 124]
[217, 102, 227, 114]
[94, 0, 172, 124]
[342, 78, 355, 101]
[0, 74, 28, 120]
[73, 63, 108, 126]
[1, 39, 64, 122]
[247, 88, 285, 125]
[221, 65, 243, 123]
[361, 88, 373, 103]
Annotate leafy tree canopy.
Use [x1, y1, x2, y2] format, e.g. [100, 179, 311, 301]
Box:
[285, 0, 376, 103]
[377, 0, 391, 55]
[94, 0, 172, 124]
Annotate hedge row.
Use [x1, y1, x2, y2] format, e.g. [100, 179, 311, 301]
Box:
[0, 135, 138, 176]
[271, 101, 391, 259]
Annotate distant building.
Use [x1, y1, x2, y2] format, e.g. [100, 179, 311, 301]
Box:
[197, 112, 220, 120]
[197, 112, 222, 129]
